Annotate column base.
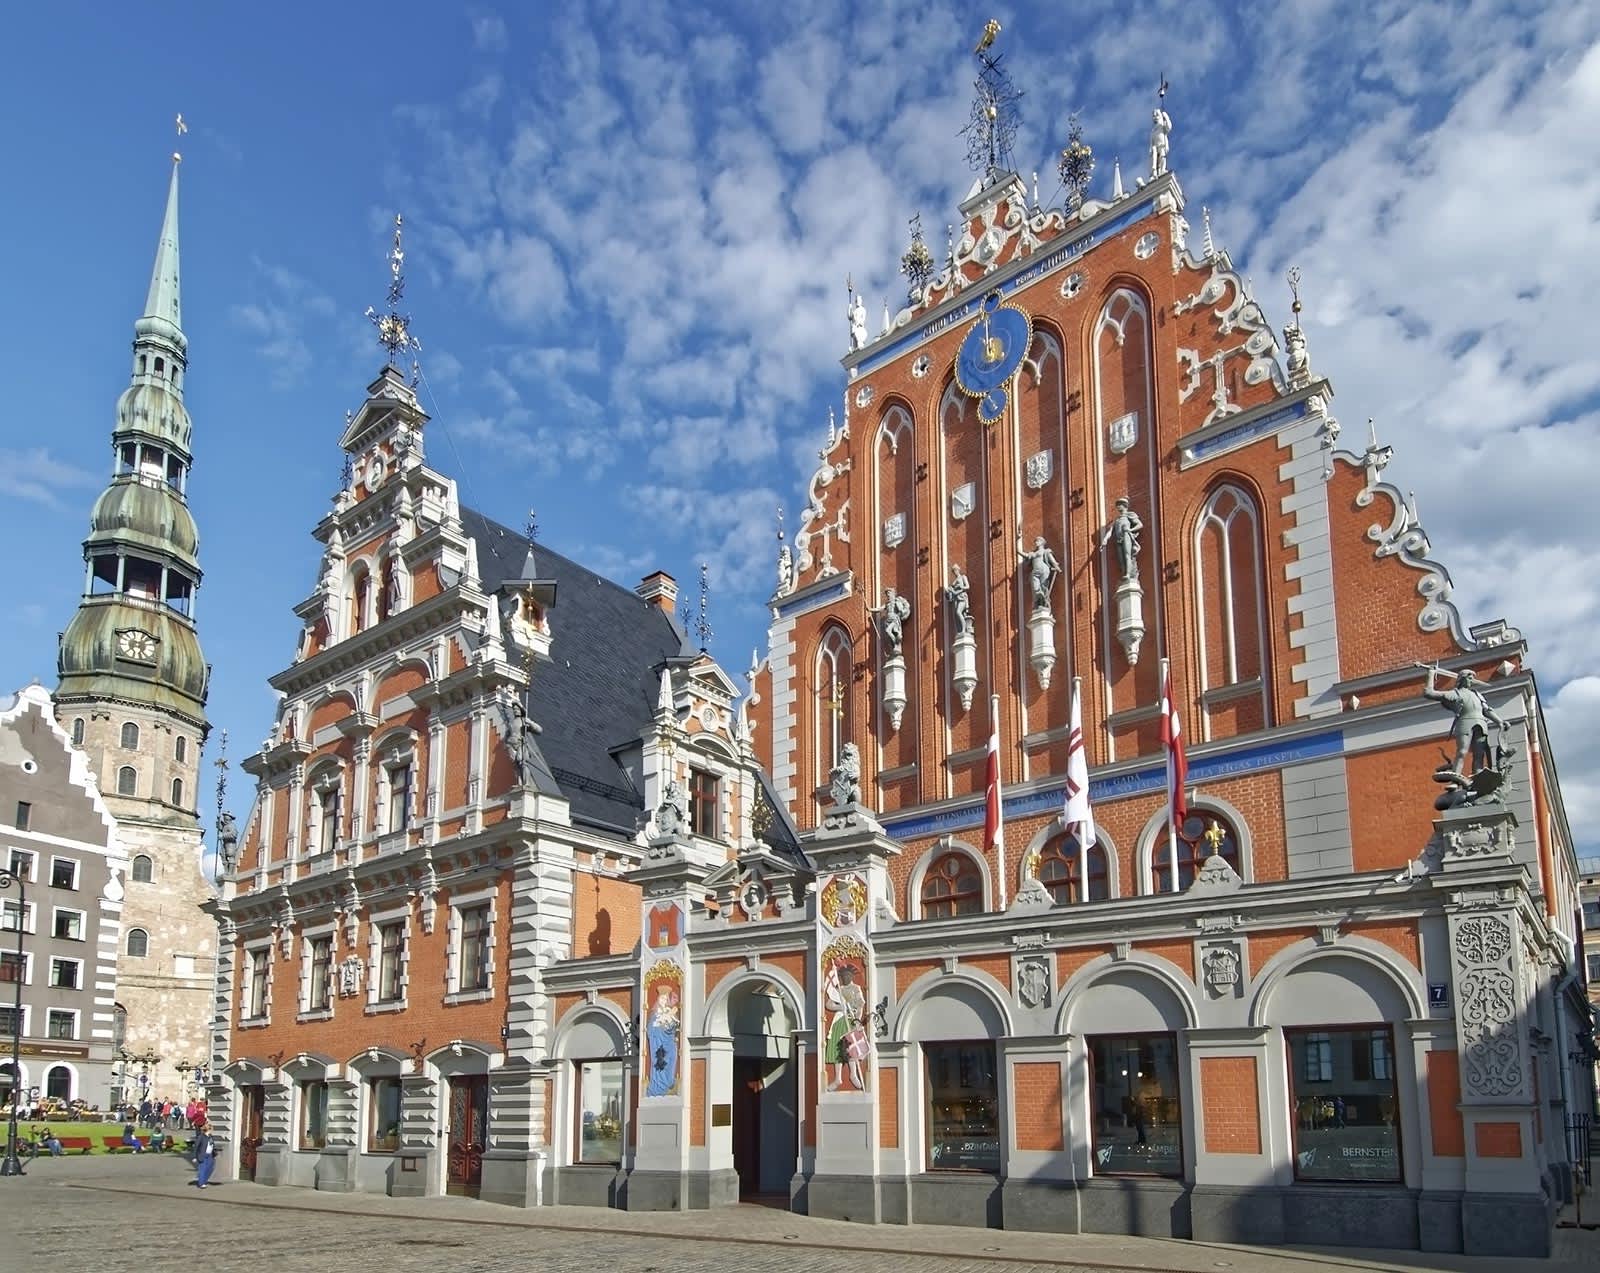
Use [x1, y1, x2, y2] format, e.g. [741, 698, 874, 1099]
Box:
[808, 1173, 880, 1223]
[1000, 1177, 1081, 1233]
[479, 1148, 550, 1208]
[388, 1148, 438, 1197]
[1078, 1176, 1190, 1238]
[1190, 1183, 1282, 1245]
[252, 1145, 290, 1187]
[313, 1147, 359, 1192]
[623, 1168, 688, 1211]
[1461, 1191, 1553, 1258]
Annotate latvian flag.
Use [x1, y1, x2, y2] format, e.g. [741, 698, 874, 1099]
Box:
[1160, 663, 1187, 829]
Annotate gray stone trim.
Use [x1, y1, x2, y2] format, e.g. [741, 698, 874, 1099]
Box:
[1281, 756, 1353, 878]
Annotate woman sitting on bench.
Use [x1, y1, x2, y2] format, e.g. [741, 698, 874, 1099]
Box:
[120, 1122, 145, 1153]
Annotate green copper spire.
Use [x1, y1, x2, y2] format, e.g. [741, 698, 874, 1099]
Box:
[135, 157, 185, 357]
[57, 149, 209, 750]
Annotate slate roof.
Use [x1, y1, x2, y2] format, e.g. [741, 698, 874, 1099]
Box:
[461, 507, 688, 836]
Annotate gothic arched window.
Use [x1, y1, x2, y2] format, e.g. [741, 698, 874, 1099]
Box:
[1194, 483, 1270, 738]
[1150, 813, 1241, 894]
[120, 722, 140, 750]
[351, 568, 371, 636]
[921, 850, 984, 919]
[814, 625, 852, 796]
[1036, 831, 1110, 904]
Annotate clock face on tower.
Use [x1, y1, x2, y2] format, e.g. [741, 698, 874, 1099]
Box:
[116, 629, 158, 662]
[954, 290, 1032, 425]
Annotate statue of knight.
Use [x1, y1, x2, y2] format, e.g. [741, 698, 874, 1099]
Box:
[1417, 663, 1516, 809]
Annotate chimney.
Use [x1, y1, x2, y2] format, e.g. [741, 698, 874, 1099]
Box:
[636, 571, 678, 616]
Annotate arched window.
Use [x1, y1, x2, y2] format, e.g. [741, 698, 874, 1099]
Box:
[813, 625, 852, 798]
[378, 557, 397, 621]
[46, 1065, 72, 1101]
[921, 851, 984, 918]
[175, 736, 187, 763]
[126, 928, 149, 958]
[131, 855, 154, 883]
[351, 568, 371, 635]
[170, 778, 184, 807]
[1150, 813, 1241, 893]
[120, 722, 139, 750]
[1194, 483, 1270, 738]
[1035, 831, 1110, 904]
[117, 766, 137, 796]
[72, 718, 85, 746]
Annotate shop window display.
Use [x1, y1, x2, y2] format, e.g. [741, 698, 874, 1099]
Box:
[924, 1041, 1000, 1171]
[1287, 1026, 1401, 1183]
[1089, 1033, 1183, 1176]
[576, 1059, 624, 1164]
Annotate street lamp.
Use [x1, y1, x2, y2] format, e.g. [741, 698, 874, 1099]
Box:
[0, 867, 26, 1178]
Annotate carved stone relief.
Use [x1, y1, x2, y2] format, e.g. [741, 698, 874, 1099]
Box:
[1453, 913, 1524, 1097]
[1016, 955, 1052, 1009]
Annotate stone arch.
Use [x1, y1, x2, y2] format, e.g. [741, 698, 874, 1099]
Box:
[1249, 938, 1426, 1027]
[907, 835, 992, 920]
[700, 964, 806, 1042]
[1190, 476, 1272, 740]
[893, 964, 1014, 1042]
[1058, 954, 1200, 1035]
[424, 1038, 503, 1070]
[1132, 791, 1256, 895]
[45, 1061, 77, 1101]
[552, 1003, 630, 1060]
[370, 658, 432, 714]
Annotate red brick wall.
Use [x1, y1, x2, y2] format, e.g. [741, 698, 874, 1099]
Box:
[1013, 1062, 1064, 1151]
[1476, 1121, 1523, 1158]
[1427, 1050, 1464, 1157]
[571, 872, 641, 958]
[1200, 1056, 1261, 1154]
[879, 1065, 899, 1149]
[690, 1057, 706, 1148]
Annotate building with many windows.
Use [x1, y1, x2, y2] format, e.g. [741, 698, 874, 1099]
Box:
[53, 151, 217, 1105]
[207, 36, 1586, 1261]
[0, 684, 125, 1107]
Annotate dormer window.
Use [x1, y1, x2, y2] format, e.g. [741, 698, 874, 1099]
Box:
[689, 768, 720, 839]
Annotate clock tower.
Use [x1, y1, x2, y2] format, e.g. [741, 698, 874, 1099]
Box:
[56, 150, 215, 1101]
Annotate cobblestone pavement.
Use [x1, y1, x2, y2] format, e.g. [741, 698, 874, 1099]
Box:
[10, 1153, 1600, 1272]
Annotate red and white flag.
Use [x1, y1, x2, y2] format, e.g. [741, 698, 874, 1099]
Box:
[1160, 662, 1188, 828]
[985, 694, 1007, 905]
[1062, 678, 1096, 850]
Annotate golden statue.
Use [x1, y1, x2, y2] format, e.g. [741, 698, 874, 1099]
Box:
[974, 19, 1001, 54]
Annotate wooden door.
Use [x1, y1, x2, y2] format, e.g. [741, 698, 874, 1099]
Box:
[238, 1084, 265, 1181]
[446, 1075, 488, 1197]
[733, 1058, 762, 1197]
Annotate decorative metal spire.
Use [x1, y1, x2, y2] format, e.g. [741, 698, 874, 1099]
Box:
[524, 507, 540, 543]
[1057, 112, 1095, 210]
[1201, 205, 1215, 259]
[899, 214, 934, 301]
[962, 19, 1023, 180]
[693, 562, 713, 652]
[365, 214, 422, 375]
[212, 728, 231, 883]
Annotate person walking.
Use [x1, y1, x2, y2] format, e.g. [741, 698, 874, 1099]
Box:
[193, 1121, 218, 1188]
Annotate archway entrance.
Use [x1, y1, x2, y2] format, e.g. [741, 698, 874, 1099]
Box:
[726, 979, 798, 1200]
[238, 1084, 265, 1181]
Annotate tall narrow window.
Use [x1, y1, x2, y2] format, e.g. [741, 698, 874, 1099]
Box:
[458, 905, 490, 992]
[1194, 483, 1270, 739]
[1088, 1033, 1184, 1177]
[378, 557, 397, 621]
[130, 855, 153, 883]
[317, 784, 341, 855]
[247, 948, 269, 1018]
[924, 1042, 1000, 1171]
[377, 922, 404, 1002]
[171, 778, 184, 807]
[117, 767, 137, 796]
[300, 1080, 329, 1149]
[575, 1060, 625, 1164]
[688, 769, 719, 839]
[386, 761, 413, 833]
[368, 1077, 402, 1152]
[126, 928, 148, 958]
[121, 722, 140, 750]
[175, 736, 187, 763]
[307, 935, 333, 1012]
[71, 718, 85, 746]
[13, 803, 29, 832]
[351, 569, 371, 635]
[813, 626, 851, 798]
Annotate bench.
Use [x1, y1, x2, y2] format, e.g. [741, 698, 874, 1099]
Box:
[58, 1137, 94, 1154]
[102, 1135, 146, 1154]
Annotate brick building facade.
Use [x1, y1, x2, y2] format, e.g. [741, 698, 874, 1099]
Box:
[206, 67, 1585, 1263]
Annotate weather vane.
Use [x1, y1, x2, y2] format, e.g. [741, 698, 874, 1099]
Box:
[694, 563, 713, 652]
[174, 112, 187, 164]
[1057, 112, 1095, 209]
[962, 19, 1023, 180]
[365, 214, 422, 378]
[900, 213, 934, 300]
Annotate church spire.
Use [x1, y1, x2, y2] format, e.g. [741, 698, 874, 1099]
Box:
[139, 157, 184, 352]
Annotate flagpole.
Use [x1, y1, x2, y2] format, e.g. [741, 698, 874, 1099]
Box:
[1072, 676, 1087, 888]
[1162, 658, 1178, 893]
[991, 692, 1007, 909]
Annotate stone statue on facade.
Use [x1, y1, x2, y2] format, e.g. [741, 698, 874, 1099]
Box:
[1149, 106, 1171, 178]
[873, 588, 913, 658]
[1100, 497, 1143, 582]
[827, 742, 862, 808]
[946, 565, 974, 637]
[1420, 665, 1507, 780]
[1017, 536, 1061, 611]
[848, 290, 868, 352]
[217, 812, 239, 873]
[510, 698, 543, 784]
[654, 777, 689, 838]
[777, 541, 794, 594]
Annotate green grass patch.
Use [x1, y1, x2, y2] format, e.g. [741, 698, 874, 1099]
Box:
[12, 1120, 190, 1156]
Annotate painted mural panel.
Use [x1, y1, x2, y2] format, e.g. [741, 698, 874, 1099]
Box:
[640, 900, 686, 1099]
[818, 873, 872, 1094]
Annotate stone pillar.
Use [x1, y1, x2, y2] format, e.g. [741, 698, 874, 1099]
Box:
[998, 1035, 1077, 1233]
[687, 1033, 738, 1207]
[252, 1078, 293, 1186]
[804, 801, 900, 1223]
[626, 832, 710, 1211]
[1184, 1026, 1280, 1245]
[316, 1077, 360, 1192]
[1435, 806, 1551, 1258]
[392, 1072, 440, 1197]
[1407, 1017, 1467, 1254]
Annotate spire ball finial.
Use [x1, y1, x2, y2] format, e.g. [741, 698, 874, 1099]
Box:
[1287, 265, 1303, 315]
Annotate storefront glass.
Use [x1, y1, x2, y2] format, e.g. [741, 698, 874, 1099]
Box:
[924, 1041, 1000, 1171]
[1088, 1033, 1183, 1176]
[576, 1060, 624, 1164]
[1287, 1026, 1402, 1183]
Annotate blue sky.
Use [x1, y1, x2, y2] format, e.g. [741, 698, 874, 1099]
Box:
[2, 2, 1598, 849]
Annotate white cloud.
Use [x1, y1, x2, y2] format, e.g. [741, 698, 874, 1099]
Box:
[470, 13, 508, 53]
[0, 449, 97, 508]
